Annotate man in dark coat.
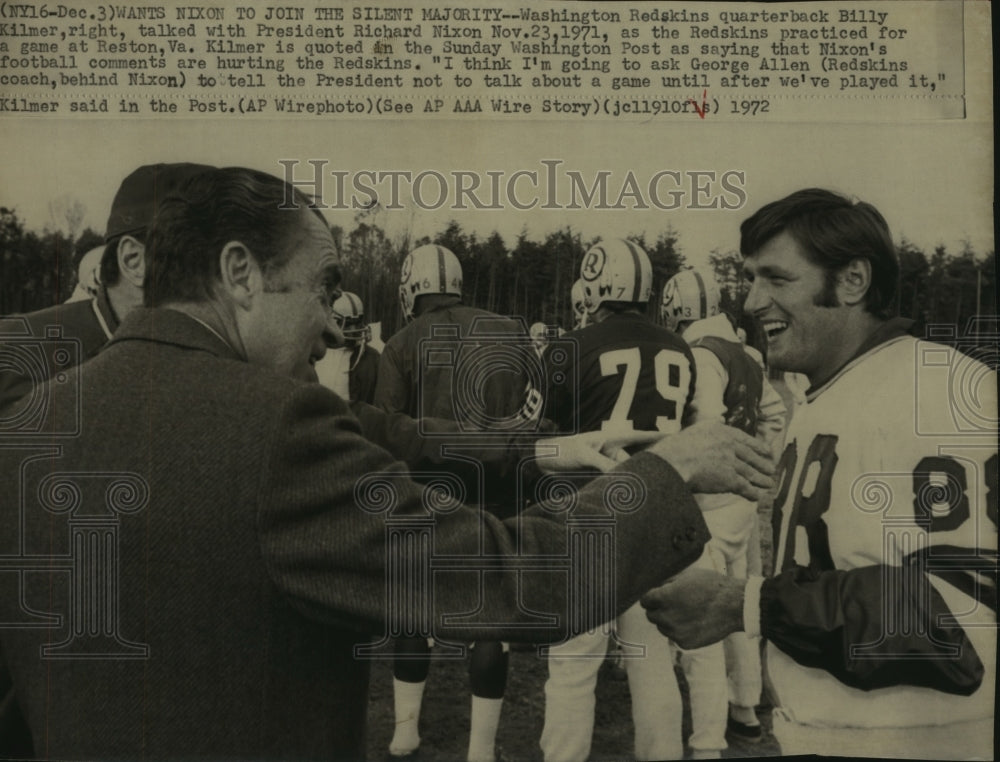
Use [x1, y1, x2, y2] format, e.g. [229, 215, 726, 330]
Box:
[0, 163, 214, 418]
[0, 167, 773, 760]
[0, 162, 213, 760]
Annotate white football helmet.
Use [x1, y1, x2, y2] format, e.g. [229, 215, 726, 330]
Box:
[399, 244, 463, 319]
[570, 279, 588, 329]
[65, 245, 103, 303]
[579, 239, 652, 314]
[529, 321, 548, 353]
[330, 291, 368, 341]
[660, 269, 721, 332]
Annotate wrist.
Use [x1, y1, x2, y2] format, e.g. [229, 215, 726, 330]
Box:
[533, 437, 561, 474]
[650, 442, 693, 482]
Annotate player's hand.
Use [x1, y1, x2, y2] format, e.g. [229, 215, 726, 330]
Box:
[535, 430, 666, 473]
[640, 567, 746, 649]
[646, 421, 774, 501]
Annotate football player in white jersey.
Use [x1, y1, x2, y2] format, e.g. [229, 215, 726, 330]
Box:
[662, 269, 787, 754]
[642, 188, 996, 760]
[314, 291, 380, 404]
[541, 240, 700, 762]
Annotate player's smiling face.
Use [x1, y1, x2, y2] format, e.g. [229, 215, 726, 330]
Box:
[743, 231, 845, 384]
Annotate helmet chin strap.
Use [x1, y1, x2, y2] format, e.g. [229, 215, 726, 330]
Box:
[350, 338, 367, 371]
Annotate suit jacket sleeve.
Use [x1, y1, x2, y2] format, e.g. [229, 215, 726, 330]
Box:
[257, 384, 709, 641]
[349, 398, 549, 494]
[758, 564, 985, 695]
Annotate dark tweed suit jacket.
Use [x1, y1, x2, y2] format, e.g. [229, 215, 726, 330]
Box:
[0, 288, 119, 415]
[0, 289, 120, 759]
[0, 307, 708, 760]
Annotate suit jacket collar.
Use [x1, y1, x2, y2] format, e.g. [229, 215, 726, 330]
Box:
[108, 306, 245, 362]
[92, 287, 119, 340]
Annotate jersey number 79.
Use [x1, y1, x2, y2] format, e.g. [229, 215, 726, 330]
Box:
[597, 348, 691, 435]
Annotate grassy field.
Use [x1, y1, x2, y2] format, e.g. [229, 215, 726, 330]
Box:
[365, 648, 781, 761]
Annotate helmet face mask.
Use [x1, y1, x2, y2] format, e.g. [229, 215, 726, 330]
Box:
[399, 244, 463, 320]
[336, 317, 367, 342]
[579, 239, 653, 315]
[331, 292, 368, 342]
[660, 269, 722, 332]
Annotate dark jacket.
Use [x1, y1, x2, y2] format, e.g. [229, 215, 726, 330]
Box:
[0, 289, 119, 758]
[0, 307, 707, 760]
[374, 303, 532, 422]
[0, 289, 118, 423]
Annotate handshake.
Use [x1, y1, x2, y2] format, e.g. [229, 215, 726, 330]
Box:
[536, 421, 775, 502]
[535, 422, 774, 651]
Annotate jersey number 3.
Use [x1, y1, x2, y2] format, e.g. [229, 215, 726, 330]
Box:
[598, 348, 690, 434]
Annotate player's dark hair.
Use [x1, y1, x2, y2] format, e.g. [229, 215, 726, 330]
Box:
[143, 167, 324, 306]
[99, 232, 144, 288]
[739, 188, 899, 319]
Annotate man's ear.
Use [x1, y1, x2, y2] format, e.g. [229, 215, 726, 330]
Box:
[117, 235, 146, 288]
[218, 241, 261, 311]
[836, 258, 872, 307]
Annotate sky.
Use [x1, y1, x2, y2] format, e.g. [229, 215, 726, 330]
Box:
[2, 112, 994, 271]
[2, 0, 992, 275]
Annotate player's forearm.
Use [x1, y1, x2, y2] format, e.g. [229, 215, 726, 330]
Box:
[755, 378, 787, 452]
[688, 348, 727, 424]
[749, 564, 984, 695]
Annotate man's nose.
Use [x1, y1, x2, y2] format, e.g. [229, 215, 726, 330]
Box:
[744, 280, 767, 315]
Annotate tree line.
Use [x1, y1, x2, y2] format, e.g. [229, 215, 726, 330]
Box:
[1, 204, 995, 346]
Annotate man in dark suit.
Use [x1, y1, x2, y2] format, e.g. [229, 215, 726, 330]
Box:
[0, 166, 773, 760]
[0, 163, 214, 416]
[0, 162, 213, 760]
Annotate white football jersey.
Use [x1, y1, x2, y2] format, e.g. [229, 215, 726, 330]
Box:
[768, 334, 997, 730]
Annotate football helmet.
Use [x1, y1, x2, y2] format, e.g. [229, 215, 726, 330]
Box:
[579, 239, 652, 314]
[399, 244, 463, 319]
[529, 321, 548, 352]
[330, 291, 368, 342]
[570, 279, 588, 329]
[660, 268, 721, 332]
[73, 245, 103, 301]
